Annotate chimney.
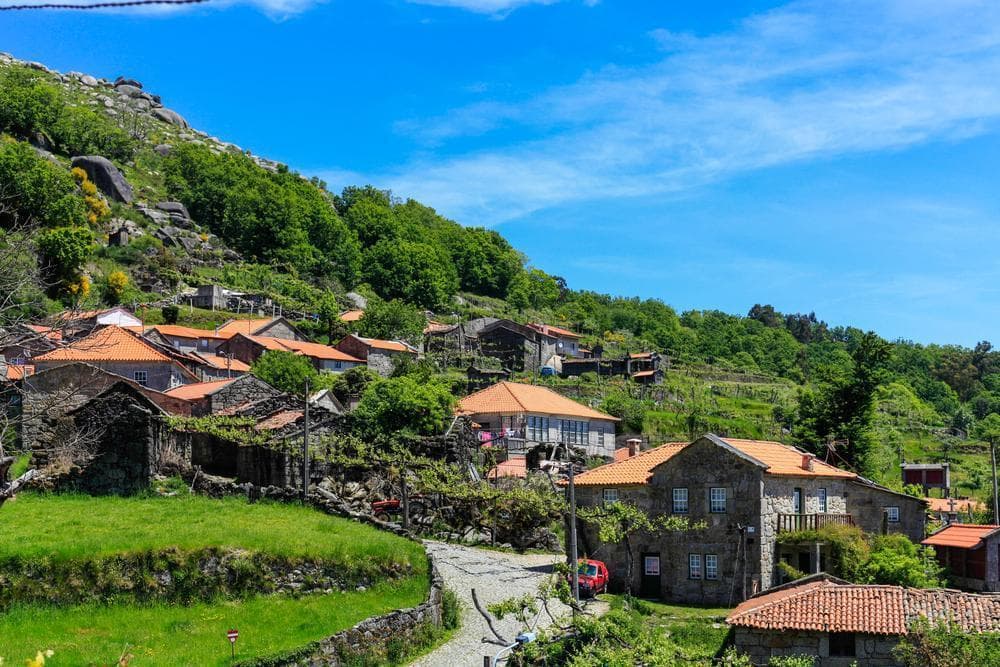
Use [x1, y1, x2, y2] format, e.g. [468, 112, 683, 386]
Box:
[627, 438, 642, 458]
[801, 453, 814, 471]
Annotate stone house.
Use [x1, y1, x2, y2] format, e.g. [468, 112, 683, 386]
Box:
[186, 351, 251, 380]
[164, 374, 283, 417]
[923, 523, 1000, 592]
[16, 362, 191, 454]
[334, 334, 418, 376]
[32, 325, 198, 392]
[187, 284, 227, 310]
[64, 382, 180, 495]
[571, 434, 926, 605]
[216, 333, 364, 373]
[143, 324, 226, 354]
[456, 381, 619, 458]
[477, 319, 559, 373]
[214, 317, 308, 342]
[0, 324, 60, 366]
[727, 573, 1000, 666]
[527, 323, 584, 358]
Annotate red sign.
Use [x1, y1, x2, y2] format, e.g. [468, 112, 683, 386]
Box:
[227, 629, 239, 644]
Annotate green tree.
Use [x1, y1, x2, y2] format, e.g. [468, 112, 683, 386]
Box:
[356, 297, 425, 344]
[353, 376, 455, 438]
[51, 106, 135, 162]
[0, 67, 61, 138]
[329, 365, 379, 405]
[0, 140, 86, 229]
[893, 618, 1000, 667]
[361, 239, 458, 309]
[251, 350, 321, 396]
[861, 534, 942, 588]
[35, 226, 92, 288]
[507, 268, 561, 311]
[972, 412, 1000, 522]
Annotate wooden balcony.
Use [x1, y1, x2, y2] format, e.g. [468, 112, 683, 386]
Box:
[777, 513, 855, 533]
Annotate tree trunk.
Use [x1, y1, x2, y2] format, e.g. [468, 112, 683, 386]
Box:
[624, 536, 633, 596]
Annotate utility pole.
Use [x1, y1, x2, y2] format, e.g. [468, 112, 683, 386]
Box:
[401, 457, 410, 530]
[568, 453, 579, 605]
[302, 377, 310, 500]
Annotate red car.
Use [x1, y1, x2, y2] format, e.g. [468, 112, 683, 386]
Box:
[572, 559, 609, 597]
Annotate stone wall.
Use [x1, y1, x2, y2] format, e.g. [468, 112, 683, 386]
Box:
[217, 336, 267, 366]
[366, 349, 398, 377]
[847, 480, 926, 542]
[733, 627, 901, 666]
[256, 319, 305, 341]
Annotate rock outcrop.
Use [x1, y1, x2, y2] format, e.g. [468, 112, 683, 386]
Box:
[70, 155, 133, 203]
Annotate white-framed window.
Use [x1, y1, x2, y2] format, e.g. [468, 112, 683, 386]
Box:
[334, 361, 343, 369]
[705, 554, 719, 580]
[710, 487, 727, 513]
[602, 488, 619, 505]
[644, 556, 660, 575]
[560, 419, 589, 445]
[818, 488, 828, 513]
[689, 554, 702, 579]
[673, 488, 689, 514]
[886, 506, 900, 523]
[528, 416, 550, 441]
[133, 370, 148, 386]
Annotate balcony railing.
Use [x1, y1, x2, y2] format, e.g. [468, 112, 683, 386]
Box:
[777, 513, 855, 533]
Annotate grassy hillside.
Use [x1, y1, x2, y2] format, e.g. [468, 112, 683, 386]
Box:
[2, 54, 998, 509]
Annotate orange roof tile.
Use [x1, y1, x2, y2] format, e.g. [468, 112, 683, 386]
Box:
[6, 364, 35, 380]
[629, 352, 653, 359]
[728, 576, 1000, 635]
[632, 370, 657, 378]
[486, 457, 528, 479]
[424, 321, 457, 335]
[215, 318, 274, 338]
[922, 523, 1000, 549]
[613, 447, 633, 463]
[356, 336, 417, 354]
[270, 338, 363, 362]
[925, 498, 985, 514]
[33, 326, 172, 363]
[572, 442, 686, 487]
[528, 323, 582, 339]
[340, 309, 364, 322]
[148, 324, 224, 340]
[191, 353, 251, 372]
[256, 410, 304, 431]
[720, 438, 857, 479]
[24, 324, 61, 341]
[165, 378, 238, 400]
[457, 381, 619, 422]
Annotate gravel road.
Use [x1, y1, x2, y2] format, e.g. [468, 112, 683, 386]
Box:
[412, 541, 600, 667]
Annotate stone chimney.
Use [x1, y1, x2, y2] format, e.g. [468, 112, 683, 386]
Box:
[801, 453, 815, 471]
[627, 438, 642, 458]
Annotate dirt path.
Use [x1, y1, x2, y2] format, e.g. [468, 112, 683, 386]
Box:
[412, 541, 605, 667]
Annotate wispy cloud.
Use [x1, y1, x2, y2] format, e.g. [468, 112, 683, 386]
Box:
[345, 0, 1000, 225]
[0, 0, 329, 18]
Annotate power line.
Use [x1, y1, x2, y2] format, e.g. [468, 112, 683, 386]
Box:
[0, 0, 208, 10]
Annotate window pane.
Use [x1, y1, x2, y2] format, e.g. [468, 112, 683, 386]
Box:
[706, 554, 718, 580]
[710, 488, 726, 513]
[689, 554, 702, 579]
[818, 488, 827, 513]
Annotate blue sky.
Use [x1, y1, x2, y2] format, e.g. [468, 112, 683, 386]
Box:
[3, 0, 1000, 346]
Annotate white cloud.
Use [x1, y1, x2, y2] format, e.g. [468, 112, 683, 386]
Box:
[350, 0, 1000, 225]
[404, 0, 558, 15]
[0, 0, 328, 18]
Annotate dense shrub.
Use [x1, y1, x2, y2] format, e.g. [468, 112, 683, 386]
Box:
[0, 140, 86, 228]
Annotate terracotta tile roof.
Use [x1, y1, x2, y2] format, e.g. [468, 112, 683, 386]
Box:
[457, 381, 619, 422]
[720, 438, 857, 479]
[727, 576, 1000, 635]
[52, 307, 121, 322]
[613, 447, 633, 463]
[424, 321, 457, 335]
[528, 323, 582, 339]
[356, 336, 417, 354]
[922, 524, 1000, 550]
[190, 352, 251, 372]
[6, 364, 35, 380]
[147, 324, 224, 340]
[270, 338, 363, 362]
[255, 410, 304, 431]
[486, 457, 528, 479]
[24, 324, 61, 341]
[926, 498, 986, 514]
[340, 309, 364, 322]
[215, 318, 274, 338]
[165, 378, 238, 400]
[33, 326, 172, 363]
[629, 352, 653, 359]
[571, 442, 686, 487]
[632, 370, 657, 378]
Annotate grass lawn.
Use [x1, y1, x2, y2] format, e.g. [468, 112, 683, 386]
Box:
[0, 578, 427, 666]
[0, 494, 425, 577]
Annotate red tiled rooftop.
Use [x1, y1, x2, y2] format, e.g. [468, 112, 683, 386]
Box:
[165, 378, 237, 400]
[572, 442, 687, 487]
[727, 576, 1000, 635]
[457, 381, 618, 422]
[256, 410, 304, 431]
[922, 523, 1000, 550]
[486, 457, 528, 479]
[925, 498, 985, 514]
[215, 318, 274, 338]
[147, 324, 224, 340]
[527, 323, 582, 339]
[33, 326, 172, 363]
[339, 309, 364, 322]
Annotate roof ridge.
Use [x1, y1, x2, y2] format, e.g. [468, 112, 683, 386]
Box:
[728, 580, 837, 622]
